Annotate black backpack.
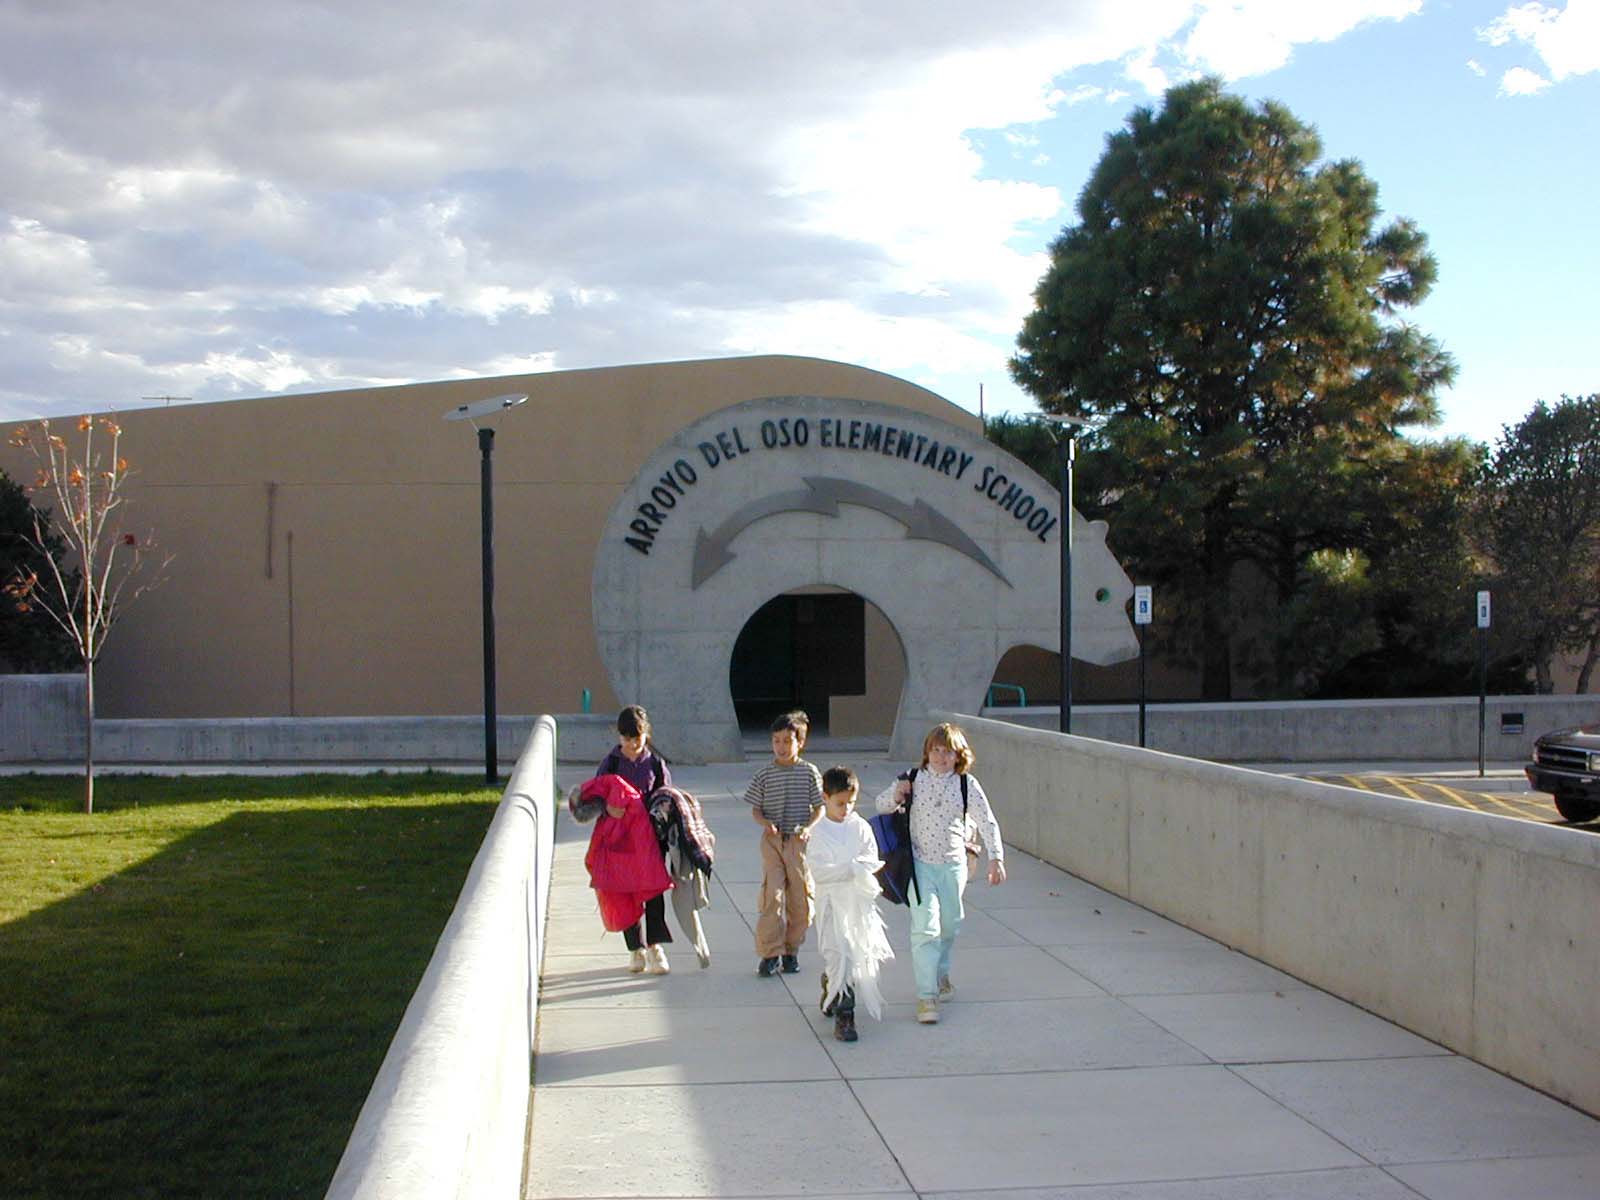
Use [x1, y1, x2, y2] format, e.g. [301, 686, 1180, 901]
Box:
[868, 769, 967, 905]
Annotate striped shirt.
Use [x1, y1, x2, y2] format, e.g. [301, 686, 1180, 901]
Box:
[744, 760, 823, 831]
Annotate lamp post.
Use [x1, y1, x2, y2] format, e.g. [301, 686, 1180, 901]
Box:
[1038, 414, 1092, 735]
[444, 392, 528, 784]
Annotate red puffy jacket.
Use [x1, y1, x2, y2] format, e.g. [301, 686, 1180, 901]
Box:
[582, 774, 672, 931]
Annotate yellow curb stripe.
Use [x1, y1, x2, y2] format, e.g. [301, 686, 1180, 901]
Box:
[1414, 779, 1550, 821]
[1437, 786, 1487, 813]
[1382, 776, 1428, 802]
[1478, 793, 1551, 819]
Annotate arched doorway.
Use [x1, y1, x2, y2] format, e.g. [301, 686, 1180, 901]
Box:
[730, 587, 905, 737]
[593, 393, 1137, 761]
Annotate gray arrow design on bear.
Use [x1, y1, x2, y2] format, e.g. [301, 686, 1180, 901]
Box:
[691, 475, 1011, 589]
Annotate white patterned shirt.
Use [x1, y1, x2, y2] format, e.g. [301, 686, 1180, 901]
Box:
[874, 768, 1003, 866]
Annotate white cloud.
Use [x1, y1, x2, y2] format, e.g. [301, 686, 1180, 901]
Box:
[0, 1, 1439, 420]
[461, 352, 557, 378]
[1479, 0, 1600, 85]
[197, 349, 318, 393]
[1122, 46, 1175, 95]
[1177, 0, 1423, 80]
[1466, 58, 1487, 75]
[1500, 64, 1554, 93]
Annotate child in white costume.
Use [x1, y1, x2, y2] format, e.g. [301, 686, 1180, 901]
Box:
[810, 766, 894, 1041]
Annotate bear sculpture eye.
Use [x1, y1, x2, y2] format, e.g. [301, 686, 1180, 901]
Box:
[1095, 587, 1111, 602]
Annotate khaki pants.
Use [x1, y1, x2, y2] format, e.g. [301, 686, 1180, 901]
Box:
[755, 829, 813, 957]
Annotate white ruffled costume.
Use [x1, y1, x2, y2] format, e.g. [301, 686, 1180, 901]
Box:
[808, 811, 895, 1019]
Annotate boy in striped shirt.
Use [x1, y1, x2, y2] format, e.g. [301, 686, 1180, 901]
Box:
[745, 710, 824, 977]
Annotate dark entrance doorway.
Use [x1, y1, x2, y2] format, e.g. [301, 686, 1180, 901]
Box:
[730, 592, 866, 732]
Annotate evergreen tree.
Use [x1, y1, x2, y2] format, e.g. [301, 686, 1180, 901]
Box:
[1011, 78, 1454, 698]
[0, 470, 80, 672]
[1478, 395, 1600, 693]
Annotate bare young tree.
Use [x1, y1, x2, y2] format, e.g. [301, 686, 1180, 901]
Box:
[5, 415, 170, 813]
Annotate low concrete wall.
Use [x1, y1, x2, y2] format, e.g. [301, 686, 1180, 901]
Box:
[0, 674, 85, 760]
[6, 692, 1594, 766]
[325, 715, 558, 1200]
[0, 703, 618, 767]
[944, 710, 1600, 1118]
[986, 693, 1600, 762]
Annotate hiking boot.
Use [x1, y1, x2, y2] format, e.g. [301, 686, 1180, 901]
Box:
[820, 972, 836, 1016]
[646, 945, 670, 975]
[937, 975, 954, 999]
[628, 949, 647, 974]
[916, 999, 939, 1024]
[834, 1010, 858, 1042]
[758, 956, 779, 977]
[781, 953, 800, 974]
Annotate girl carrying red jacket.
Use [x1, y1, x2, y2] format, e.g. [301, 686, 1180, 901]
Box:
[580, 773, 673, 972]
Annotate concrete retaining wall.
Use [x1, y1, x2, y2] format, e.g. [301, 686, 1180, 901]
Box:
[988, 693, 1600, 762]
[0, 674, 86, 760]
[943, 710, 1600, 1118]
[324, 715, 558, 1200]
[5, 687, 1596, 766]
[0, 681, 619, 767]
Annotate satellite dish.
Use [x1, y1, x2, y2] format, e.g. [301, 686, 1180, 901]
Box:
[443, 393, 529, 422]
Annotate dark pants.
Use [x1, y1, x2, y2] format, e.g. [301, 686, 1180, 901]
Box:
[623, 894, 672, 950]
[836, 984, 855, 1015]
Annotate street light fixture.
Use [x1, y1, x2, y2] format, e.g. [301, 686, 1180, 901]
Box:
[444, 392, 529, 783]
[1036, 414, 1095, 735]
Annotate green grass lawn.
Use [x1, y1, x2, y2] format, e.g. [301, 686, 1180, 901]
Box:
[0, 772, 501, 1200]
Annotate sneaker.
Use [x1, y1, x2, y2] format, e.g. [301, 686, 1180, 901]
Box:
[781, 953, 800, 974]
[820, 972, 835, 1016]
[937, 975, 954, 999]
[646, 945, 670, 975]
[758, 956, 779, 977]
[916, 999, 939, 1024]
[834, 1011, 858, 1042]
[628, 949, 647, 974]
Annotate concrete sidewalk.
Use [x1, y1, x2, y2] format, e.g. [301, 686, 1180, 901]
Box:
[525, 761, 1599, 1199]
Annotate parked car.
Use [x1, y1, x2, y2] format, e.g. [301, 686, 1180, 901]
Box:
[1525, 724, 1600, 823]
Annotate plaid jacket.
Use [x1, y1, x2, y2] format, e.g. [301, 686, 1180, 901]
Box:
[648, 786, 715, 874]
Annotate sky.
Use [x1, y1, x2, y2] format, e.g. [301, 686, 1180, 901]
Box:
[1, 1, 1595, 449]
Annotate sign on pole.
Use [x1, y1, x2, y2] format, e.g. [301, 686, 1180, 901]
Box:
[1134, 585, 1153, 625]
[1133, 586, 1152, 748]
[1476, 590, 1490, 776]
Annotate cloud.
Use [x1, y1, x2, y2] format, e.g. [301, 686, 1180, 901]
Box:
[1479, 0, 1600, 86]
[0, 2, 1432, 420]
[1176, 0, 1423, 80]
[1499, 64, 1554, 93]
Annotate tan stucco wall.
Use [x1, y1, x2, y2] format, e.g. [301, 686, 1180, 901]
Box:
[1, 356, 977, 719]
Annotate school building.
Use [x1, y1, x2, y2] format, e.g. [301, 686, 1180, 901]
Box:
[0, 355, 1141, 761]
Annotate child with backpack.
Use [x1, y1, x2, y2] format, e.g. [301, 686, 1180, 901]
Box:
[809, 766, 894, 1042]
[874, 722, 1006, 1024]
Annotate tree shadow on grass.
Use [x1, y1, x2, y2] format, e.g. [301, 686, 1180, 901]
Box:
[0, 798, 496, 1199]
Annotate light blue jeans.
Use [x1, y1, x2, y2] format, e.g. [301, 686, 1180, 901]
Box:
[909, 858, 967, 1000]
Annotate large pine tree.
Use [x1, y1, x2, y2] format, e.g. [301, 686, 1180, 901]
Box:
[1012, 78, 1455, 698]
